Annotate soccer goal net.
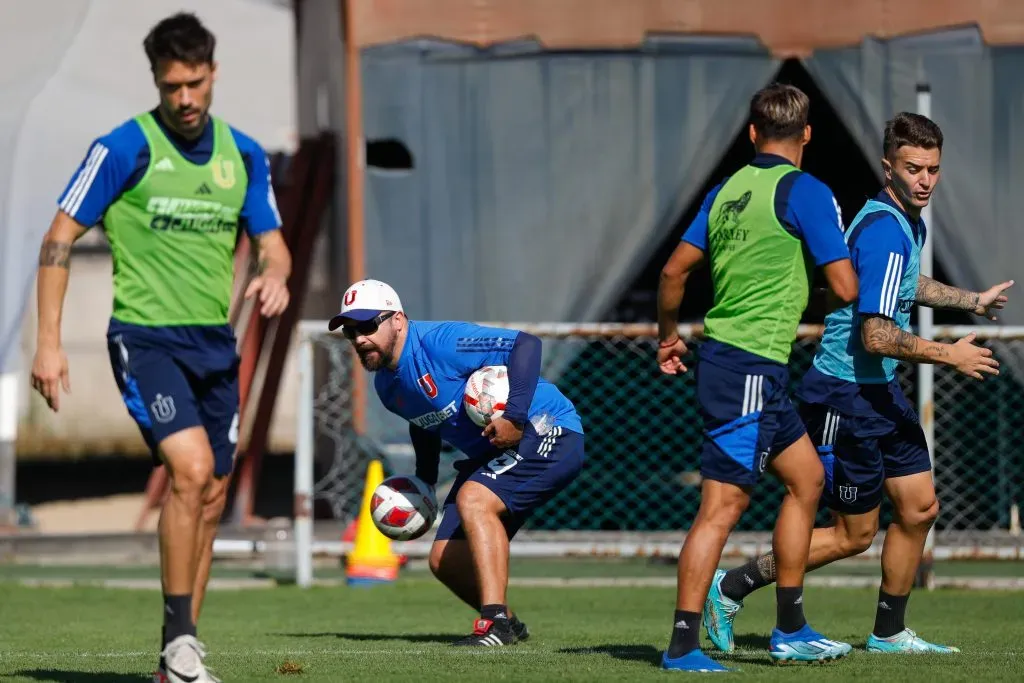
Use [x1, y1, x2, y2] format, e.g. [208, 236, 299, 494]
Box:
[289, 320, 1024, 587]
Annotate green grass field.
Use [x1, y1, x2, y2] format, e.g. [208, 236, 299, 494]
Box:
[0, 560, 1022, 682]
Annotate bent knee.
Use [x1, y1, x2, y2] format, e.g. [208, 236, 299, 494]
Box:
[793, 471, 825, 501]
[900, 497, 939, 529]
[698, 488, 750, 529]
[838, 522, 878, 556]
[455, 483, 503, 517]
[428, 543, 446, 577]
[784, 463, 825, 501]
[201, 479, 229, 524]
[169, 459, 214, 494]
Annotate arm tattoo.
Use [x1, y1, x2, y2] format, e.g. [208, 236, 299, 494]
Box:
[39, 241, 72, 268]
[252, 232, 275, 275]
[247, 232, 268, 274]
[916, 275, 979, 312]
[862, 315, 949, 363]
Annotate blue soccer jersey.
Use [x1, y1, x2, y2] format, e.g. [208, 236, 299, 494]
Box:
[374, 321, 583, 460]
[682, 153, 849, 269]
[796, 192, 932, 512]
[57, 109, 281, 236]
[810, 191, 925, 386]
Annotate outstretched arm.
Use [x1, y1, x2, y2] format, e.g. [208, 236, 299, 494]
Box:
[916, 275, 978, 312]
[861, 315, 951, 365]
[861, 315, 999, 380]
[916, 275, 1013, 320]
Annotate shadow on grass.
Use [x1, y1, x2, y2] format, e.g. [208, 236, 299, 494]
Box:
[272, 631, 456, 644]
[9, 672, 150, 683]
[557, 644, 663, 666]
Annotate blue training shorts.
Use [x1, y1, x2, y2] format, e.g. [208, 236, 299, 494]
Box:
[800, 380, 932, 514]
[435, 421, 585, 541]
[695, 343, 807, 487]
[107, 322, 240, 477]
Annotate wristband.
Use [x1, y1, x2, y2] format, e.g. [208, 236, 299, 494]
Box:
[659, 338, 680, 349]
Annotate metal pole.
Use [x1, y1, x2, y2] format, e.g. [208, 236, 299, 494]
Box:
[916, 83, 937, 590]
[0, 371, 17, 527]
[294, 334, 315, 588]
[341, 0, 367, 435]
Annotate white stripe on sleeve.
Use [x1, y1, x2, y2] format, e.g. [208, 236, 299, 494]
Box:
[60, 143, 109, 218]
[879, 252, 904, 317]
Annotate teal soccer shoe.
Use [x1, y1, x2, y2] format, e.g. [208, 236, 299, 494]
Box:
[867, 629, 960, 653]
[704, 569, 743, 652]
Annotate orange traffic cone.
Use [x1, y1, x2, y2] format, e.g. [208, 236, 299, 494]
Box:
[345, 460, 400, 586]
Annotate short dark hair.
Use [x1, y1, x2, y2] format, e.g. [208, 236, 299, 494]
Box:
[884, 112, 943, 159]
[143, 12, 216, 73]
[749, 83, 810, 141]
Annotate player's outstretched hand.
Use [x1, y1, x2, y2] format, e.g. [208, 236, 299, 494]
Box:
[483, 416, 523, 449]
[31, 344, 70, 412]
[657, 336, 688, 375]
[974, 279, 1014, 320]
[949, 332, 999, 381]
[245, 274, 290, 317]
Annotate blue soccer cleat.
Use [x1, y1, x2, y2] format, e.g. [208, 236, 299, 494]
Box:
[704, 569, 743, 652]
[769, 624, 852, 663]
[661, 648, 732, 673]
[866, 629, 960, 653]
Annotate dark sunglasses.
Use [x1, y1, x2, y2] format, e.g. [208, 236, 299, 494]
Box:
[341, 311, 396, 340]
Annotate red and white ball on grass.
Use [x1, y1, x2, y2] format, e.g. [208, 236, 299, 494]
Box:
[370, 475, 439, 541]
[463, 365, 510, 428]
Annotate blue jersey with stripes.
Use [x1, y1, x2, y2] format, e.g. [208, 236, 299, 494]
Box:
[374, 321, 583, 460]
[812, 191, 926, 384]
[682, 153, 849, 269]
[57, 109, 281, 237]
[57, 110, 282, 351]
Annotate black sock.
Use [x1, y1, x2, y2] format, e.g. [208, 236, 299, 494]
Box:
[873, 590, 909, 638]
[667, 610, 701, 658]
[481, 603, 509, 622]
[163, 594, 196, 646]
[720, 555, 776, 602]
[775, 587, 806, 634]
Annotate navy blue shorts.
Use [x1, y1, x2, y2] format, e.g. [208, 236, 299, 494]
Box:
[107, 322, 240, 477]
[435, 422, 585, 541]
[800, 381, 932, 514]
[695, 344, 807, 487]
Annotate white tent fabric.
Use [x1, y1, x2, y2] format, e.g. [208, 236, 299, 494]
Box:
[0, 0, 296, 376]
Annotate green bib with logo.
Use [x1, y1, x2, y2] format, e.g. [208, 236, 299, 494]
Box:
[703, 163, 812, 364]
[102, 112, 247, 326]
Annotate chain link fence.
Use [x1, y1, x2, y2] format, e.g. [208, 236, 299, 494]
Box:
[299, 322, 1024, 537]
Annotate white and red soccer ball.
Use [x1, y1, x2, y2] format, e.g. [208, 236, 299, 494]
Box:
[370, 475, 438, 541]
[463, 365, 510, 428]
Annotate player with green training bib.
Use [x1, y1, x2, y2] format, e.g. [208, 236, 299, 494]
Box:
[654, 84, 859, 672]
[30, 13, 291, 683]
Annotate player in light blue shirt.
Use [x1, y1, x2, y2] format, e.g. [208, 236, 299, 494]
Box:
[329, 279, 585, 647]
[705, 113, 1013, 655]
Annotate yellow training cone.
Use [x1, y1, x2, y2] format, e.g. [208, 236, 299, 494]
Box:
[345, 459, 399, 586]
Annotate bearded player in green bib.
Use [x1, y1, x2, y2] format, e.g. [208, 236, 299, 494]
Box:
[656, 84, 860, 671]
[30, 13, 291, 683]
